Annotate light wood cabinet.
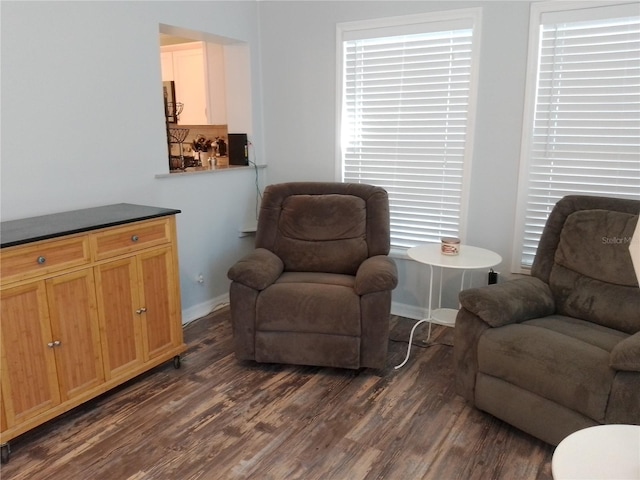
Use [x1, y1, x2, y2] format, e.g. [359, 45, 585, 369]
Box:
[94, 257, 144, 379]
[1, 282, 60, 427]
[1, 236, 90, 284]
[0, 205, 185, 463]
[45, 269, 105, 401]
[137, 247, 181, 361]
[94, 243, 181, 379]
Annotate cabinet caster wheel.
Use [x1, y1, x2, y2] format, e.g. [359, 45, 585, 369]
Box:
[173, 355, 181, 369]
[1, 443, 11, 464]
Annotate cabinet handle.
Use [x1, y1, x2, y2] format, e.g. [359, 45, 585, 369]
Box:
[131, 235, 139, 242]
[47, 340, 62, 348]
[135, 307, 147, 314]
[37, 256, 46, 264]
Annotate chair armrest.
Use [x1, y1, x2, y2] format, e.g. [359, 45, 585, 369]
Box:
[227, 248, 284, 291]
[355, 255, 398, 295]
[610, 332, 640, 372]
[458, 276, 555, 327]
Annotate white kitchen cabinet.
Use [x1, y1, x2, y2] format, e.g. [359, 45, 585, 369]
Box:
[160, 51, 174, 82]
[172, 47, 207, 125]
[160, 42, 227, 126]
[204, 43, 228, 127]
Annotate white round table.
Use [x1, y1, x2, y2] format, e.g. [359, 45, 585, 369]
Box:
[395, 244, 502, 369]
[552, 424, 640, 480]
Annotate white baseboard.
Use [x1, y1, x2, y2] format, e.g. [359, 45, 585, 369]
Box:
[184, 298, 424, 325]
[391, 301, 427, 321]
[181, 293, 230, 325]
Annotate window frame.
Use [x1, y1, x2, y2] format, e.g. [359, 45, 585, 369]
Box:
[511, 0, 640, 273]
[335, 8, 482, 254]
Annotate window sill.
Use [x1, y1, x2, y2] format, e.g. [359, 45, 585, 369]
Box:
[155, 163, 265, 179]
[389, 247, 411, 260]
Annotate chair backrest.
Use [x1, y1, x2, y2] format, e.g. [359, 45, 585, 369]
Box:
[255, 182, 390, 275]
[532, 195, 639, 334]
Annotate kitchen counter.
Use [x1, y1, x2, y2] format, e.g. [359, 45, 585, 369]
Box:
[157, 163, 266, 179]
[1, 203, 181, 248]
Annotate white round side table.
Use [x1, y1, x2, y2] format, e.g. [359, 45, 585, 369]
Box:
[395, 244, 501, 369]
[552, 424, 640, 479]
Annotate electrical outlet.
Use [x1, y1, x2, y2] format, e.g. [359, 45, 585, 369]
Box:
[196, 274, 204, 284]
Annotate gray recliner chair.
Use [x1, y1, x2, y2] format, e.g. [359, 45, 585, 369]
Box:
[227, 182, 398, 369]
[454, 195, 640, 445]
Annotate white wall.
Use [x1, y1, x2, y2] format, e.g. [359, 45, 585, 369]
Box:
[258, 1, 532, 317]
[2, 0, 534, 323]
[1, 1, 265, 322]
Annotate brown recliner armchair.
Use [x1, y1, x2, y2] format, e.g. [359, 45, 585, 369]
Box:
[454, 195, 640, 445]
[227, 182, 398, 369]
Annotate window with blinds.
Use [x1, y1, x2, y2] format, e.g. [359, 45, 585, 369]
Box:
[338, 11, 481, 249]
[513, 2, 640, 270]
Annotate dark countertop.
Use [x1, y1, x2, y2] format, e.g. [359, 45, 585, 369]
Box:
[1, 203, 181, 248]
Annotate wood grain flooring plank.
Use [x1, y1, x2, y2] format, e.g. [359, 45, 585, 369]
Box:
[0, 310, 554, 480]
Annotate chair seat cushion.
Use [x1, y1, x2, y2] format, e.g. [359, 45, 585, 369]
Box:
[524, 316, 628, 350]
[257, 279, 360, 336]
[275, 271, 355, 288]
[477, 315, 626, 422]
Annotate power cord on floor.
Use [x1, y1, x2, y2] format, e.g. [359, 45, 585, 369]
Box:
[389, 336, 453, 349]
[181, 301, 230, 328]
[247, 140, 263, 222]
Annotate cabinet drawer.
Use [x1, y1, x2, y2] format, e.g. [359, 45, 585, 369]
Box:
[92, 218, 171, 261]
[1, 236, 90, 284]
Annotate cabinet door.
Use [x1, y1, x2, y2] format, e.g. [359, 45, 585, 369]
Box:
[1, 394, 7, 434]
[45, 270, 104, 401]
[205, 42, 228, 125]
[0, 282, 60, 427]
[137, 247, 181, 361]
[94, 258, 144, 380]
[173, 48, 207, 125]
[160, 51, 174, 81]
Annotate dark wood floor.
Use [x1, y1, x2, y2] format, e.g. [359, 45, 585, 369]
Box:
[1, 309, 554, 479]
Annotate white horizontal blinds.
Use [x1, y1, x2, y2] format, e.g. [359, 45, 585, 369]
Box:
[519, 5, 640, 268]
[342, 24, 474, 248]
